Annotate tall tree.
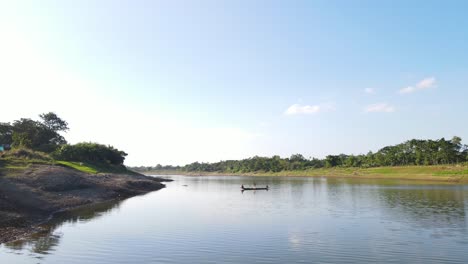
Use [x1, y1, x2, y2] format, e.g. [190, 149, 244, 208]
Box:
[10, 114, 68, 152]
[39, 112, 69, 132]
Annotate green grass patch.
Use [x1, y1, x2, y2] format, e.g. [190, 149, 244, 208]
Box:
[145, 164, 468, 182]
[55, 161, 99, 174]
[362, 165, 468, 176]
[55, 160, 131, 174]
[433, 169, 468, 176]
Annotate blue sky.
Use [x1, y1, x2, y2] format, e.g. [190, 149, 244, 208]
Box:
[1, 1, 467, 165]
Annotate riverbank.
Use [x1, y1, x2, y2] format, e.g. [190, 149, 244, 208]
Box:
[0, 164, 170, 244]
[140, 164, 468, 182]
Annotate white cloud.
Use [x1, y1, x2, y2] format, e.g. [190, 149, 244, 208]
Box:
[285, 104, 320, 115]
[364, 88, 375, 94]
[365, 103, 395, 113]
[416, 77, 436, 89]
[399, 77, 436, 94]
[284, 103, 334, 116]
[399, 86, 416, 94]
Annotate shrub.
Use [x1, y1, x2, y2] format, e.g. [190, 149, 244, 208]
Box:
[53, 143, 128, 165]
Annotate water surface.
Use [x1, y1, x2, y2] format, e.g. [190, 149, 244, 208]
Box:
[1, 175, 468, 263]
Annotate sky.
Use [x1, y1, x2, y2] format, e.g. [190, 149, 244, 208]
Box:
[1, 0, 467, 166]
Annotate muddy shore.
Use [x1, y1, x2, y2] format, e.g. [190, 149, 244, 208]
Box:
[0, 165, 170, 244]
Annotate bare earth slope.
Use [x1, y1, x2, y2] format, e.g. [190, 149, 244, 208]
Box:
[0, 165, 169, 244]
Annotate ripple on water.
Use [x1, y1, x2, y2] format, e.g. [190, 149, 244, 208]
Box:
[1, 176, 468, 264]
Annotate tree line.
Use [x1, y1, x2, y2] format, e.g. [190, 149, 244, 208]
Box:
[0, 113, 127, 166]
[133, 136, 468, 173]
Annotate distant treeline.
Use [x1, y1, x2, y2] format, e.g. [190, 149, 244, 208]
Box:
[133, 137, 468, 173]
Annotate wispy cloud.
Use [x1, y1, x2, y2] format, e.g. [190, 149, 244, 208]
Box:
[416, 77, 436, 89]
[399, 86, 416, 94]
[399, 77, 436, 94]
[284, 103, 334, 116]
[364, 88, 375, 94]
[365, 103, 395, 113]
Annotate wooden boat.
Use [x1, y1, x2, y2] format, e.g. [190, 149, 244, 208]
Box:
[241, 186, 269, 191]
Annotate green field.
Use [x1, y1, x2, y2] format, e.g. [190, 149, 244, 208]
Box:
[144, 164, 468, 182]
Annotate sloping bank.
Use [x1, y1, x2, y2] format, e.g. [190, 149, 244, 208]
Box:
[0, 164, 170, 244]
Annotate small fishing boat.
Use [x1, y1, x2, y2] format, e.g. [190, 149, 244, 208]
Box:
[241, 185, 269, 191]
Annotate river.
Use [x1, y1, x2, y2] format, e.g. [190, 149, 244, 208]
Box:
[1, 175, 468, 263]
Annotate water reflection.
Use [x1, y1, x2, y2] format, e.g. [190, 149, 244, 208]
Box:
[324, 178, 467, 229]
[378, 187, 467, 231]
[1, 176, 468, 264]
[3, 200, 121, 255]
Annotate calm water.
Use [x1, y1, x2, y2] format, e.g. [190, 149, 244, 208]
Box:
[1, 175, 468, 263]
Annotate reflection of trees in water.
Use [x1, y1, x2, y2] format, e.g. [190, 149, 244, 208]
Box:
[322, 178, 468, 234]
[174, 176, 468, 234]
[179, 175, 319, 210]
[4, 200, 122, 255]
[6, 232, 61, 255]
[183, 175, 314, 192]
[51, 200, 122, 225]
[377, 187, 467, 231]
[322, 178, 379, 211]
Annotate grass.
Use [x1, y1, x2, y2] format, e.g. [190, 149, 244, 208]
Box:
[0, 157, 131, 176]
[55, 161, 99, 174]
[0, 148, 132, 176]
[144, 164, 468, 182]
[433, 168, 468, 176]
[1, 147, 52, 161]
[54, 160, 132, 174]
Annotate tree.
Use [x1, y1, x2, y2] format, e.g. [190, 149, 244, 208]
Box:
[132, 136, 468, 173]
[325, 155, 341, 168]
[0, 122, 13, 144]
[289, 154, 305, 162]
[11, 132, 32, 148]
[39, 112, 69, 132]
[11, 118, 44, 148]
[269, 155, 283, 172]
[464, 145, 468, 162]
[451, 136, 462, 148]
[10, 114, 67, 152]
[451, 136, 463, 163]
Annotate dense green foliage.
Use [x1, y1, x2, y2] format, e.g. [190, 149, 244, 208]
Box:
[0, 123, 13, 144]
[134, 137, 468, 173]
[1, 113, 129, 167]
[52, 143, 128, 166]
[0, 112, 68, 152]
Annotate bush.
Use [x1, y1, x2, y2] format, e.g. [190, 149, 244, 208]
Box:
[53, 143, 128, 165]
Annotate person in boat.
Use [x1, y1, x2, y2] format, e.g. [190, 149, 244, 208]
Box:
[241, 184, 244, 189]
